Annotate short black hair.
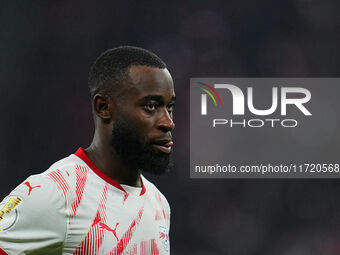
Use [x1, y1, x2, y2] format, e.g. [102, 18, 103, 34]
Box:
[88, 46, 167, 99]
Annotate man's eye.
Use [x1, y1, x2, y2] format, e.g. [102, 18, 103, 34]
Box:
[144, 104, 156, 112]
[167, 104, 174, 112]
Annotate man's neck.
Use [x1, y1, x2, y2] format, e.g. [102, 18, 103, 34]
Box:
[84, 140, 142, 188]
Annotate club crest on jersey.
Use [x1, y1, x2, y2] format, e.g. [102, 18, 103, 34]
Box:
[0, 196, 22, 231]
[159, 226, 169, 252]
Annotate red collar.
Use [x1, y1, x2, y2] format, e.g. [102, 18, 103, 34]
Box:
[74, 147, 146, 196]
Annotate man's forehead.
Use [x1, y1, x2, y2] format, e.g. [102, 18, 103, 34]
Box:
[120, 65, 174, 97]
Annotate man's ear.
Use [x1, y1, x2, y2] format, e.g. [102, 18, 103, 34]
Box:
[93, 94, 114, 121]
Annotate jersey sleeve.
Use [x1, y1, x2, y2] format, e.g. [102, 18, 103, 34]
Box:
[160, 195, 170, 232]
[0, 174, 67, 255]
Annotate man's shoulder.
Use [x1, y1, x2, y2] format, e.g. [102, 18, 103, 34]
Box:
[13, 152, 89, 202]
[8, 153, 81, 198]
[142, 176, 170, 210]
[38, 152, 91, 185]
[44, 153, 83, 175]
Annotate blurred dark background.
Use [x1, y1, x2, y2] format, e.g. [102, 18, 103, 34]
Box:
[1, 1, 340, 254]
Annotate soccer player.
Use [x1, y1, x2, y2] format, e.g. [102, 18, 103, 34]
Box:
[0, 46, 175, 254]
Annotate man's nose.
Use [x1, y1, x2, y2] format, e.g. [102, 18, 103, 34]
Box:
[157, 109, 175, 132]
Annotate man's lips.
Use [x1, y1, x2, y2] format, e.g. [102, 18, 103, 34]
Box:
[151, 139, 173, 154]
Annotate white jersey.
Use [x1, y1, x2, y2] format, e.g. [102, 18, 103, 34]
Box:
[0, 148, 170, 255]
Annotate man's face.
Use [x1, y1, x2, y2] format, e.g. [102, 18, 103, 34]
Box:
[111, 65, 175, 174]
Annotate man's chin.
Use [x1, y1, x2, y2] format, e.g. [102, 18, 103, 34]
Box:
[139, 153, 173, 175]
[110, 115, 173, 175]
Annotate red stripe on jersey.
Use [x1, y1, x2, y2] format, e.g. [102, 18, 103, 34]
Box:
[71, 164, 89, 216]
[140, 239, 159, 255]
[74, 184, 109, 255]
[46, 169, 70, 208]
[0, 248, 8, 255]
[155, 210, 162, 221]
[155, 209, 169, 221]
[125, 244, 137, 255]
[74, 148, 146, 196]
[108, 206, 144, 255]
[141, 240, 147, 255]
[123, 193, 129, 204]
[150, 239, 160, 255]
[156, 193, 162, 202]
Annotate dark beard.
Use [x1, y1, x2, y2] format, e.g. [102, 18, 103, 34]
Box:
[111, 115, 173, 175]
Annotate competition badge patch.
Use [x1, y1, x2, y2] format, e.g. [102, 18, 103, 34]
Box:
[0, 197, 22, 231]
[159, 226, 169, 252]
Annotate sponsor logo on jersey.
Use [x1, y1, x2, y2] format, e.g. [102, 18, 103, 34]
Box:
[99, 222, 119, 242]
[0, 196, 22, 231]
[159, 226, 169, 252]
[24, 181, 41, 196]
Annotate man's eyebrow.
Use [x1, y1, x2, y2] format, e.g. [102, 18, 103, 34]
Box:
[141, 95, 176, 102]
